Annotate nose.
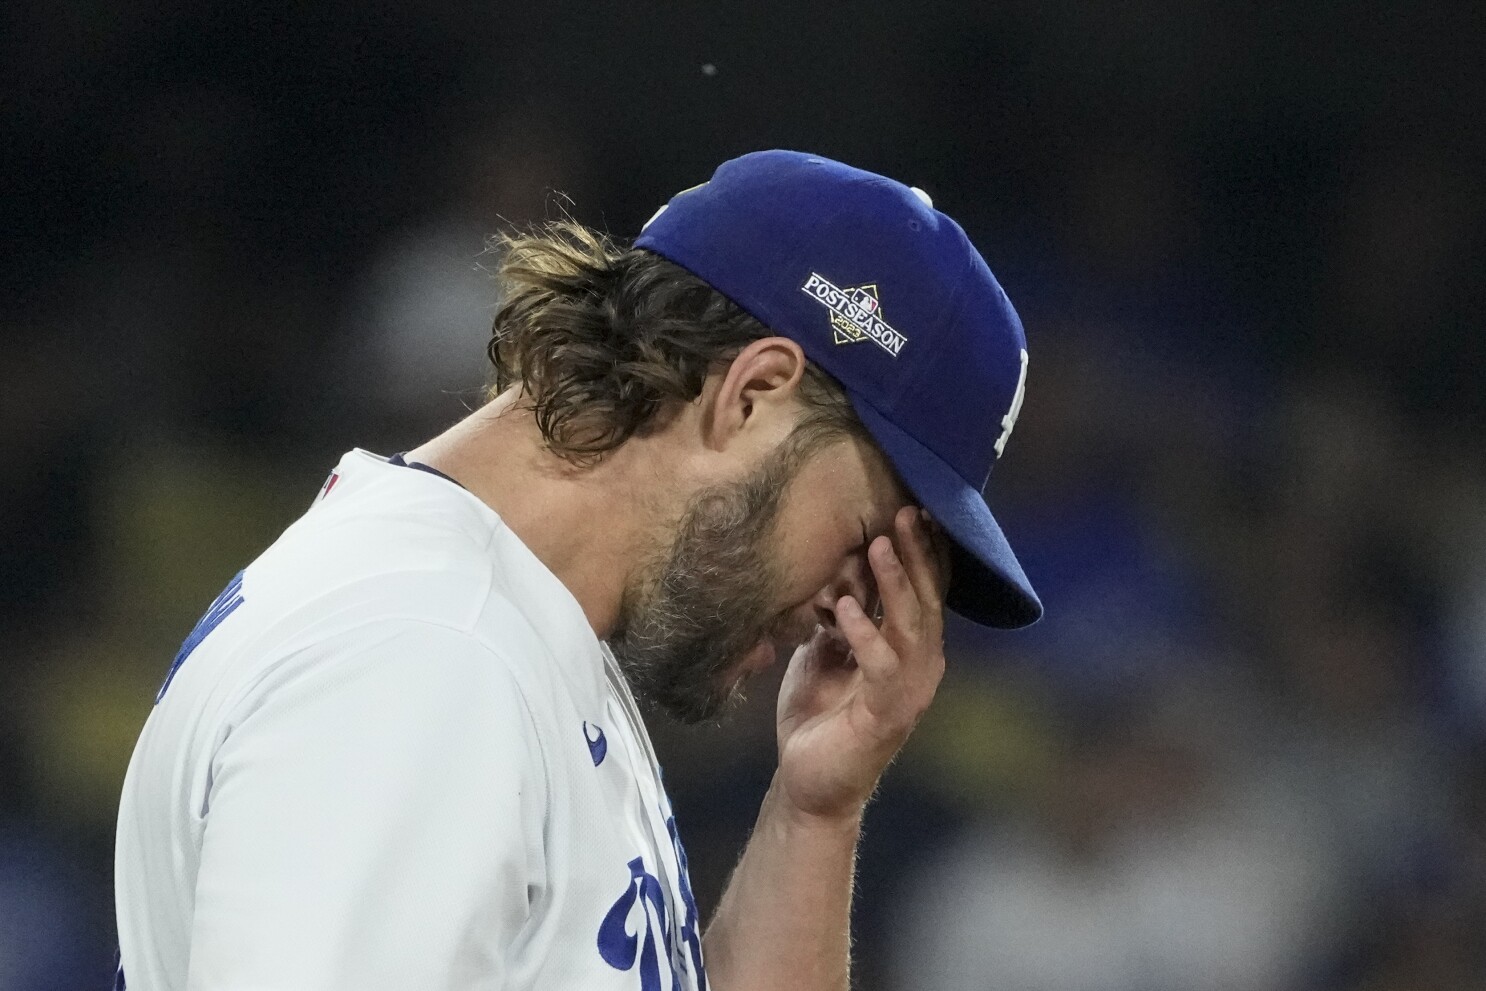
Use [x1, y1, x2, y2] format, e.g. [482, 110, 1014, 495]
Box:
[810, 551, 878, 633]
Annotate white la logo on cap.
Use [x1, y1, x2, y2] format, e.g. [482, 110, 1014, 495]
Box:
[641, 181, 710, 232]
[994, 349, 1029, 458]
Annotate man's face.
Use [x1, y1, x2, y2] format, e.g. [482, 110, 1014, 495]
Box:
[609, 428, 913, 724]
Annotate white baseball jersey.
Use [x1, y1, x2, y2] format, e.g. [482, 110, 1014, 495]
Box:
[115, 449, 709, 991]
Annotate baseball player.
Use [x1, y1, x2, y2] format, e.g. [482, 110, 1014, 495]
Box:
[114, 150, 1040, 990]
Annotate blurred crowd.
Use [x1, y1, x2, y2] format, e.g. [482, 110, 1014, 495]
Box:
[3, 2, 1483, 988]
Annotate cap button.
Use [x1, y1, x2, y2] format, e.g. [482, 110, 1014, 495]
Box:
[910, 186, 934, 208]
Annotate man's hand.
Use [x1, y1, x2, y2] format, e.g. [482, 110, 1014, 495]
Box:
[705, 507, 950, 989]
[774, 505, 950, 824]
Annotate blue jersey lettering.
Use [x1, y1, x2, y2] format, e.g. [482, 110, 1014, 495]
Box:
[156, 571, 245, 703]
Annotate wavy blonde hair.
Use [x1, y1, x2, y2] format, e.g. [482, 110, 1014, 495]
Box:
[486, 220, 862, 465]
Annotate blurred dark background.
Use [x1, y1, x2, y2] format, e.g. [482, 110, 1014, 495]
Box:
[3, 2, 1484, 988]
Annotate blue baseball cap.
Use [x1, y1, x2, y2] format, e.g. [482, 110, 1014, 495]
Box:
[635, 150, 1042, 629]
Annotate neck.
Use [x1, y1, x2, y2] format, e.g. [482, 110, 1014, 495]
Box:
[404, 392, 684, 638]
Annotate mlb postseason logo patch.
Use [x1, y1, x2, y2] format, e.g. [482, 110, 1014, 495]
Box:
[800, 273, 908, 358]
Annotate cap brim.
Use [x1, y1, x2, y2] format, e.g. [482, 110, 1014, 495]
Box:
[848, 397, 1042, 629]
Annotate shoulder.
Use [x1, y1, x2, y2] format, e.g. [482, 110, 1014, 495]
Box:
[241, 451, 565, 657]
[212, 617, 553, 804]
[220, 616, 528, 723]
[159, 450, 598, 769]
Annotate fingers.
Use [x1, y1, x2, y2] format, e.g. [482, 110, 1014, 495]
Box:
[927, 514, 953, 591]
[864, 507, 945, 647]
[835, 594, 896, 683]
[892, 507, 947, 632]
[836, 507, 951, 688]
[869, 527, 923, 636]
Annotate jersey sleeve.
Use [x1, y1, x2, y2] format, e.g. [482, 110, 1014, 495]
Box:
[185, 621, 547, 991]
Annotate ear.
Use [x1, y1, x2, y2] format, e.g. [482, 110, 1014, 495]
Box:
[701, 337, 808, 452]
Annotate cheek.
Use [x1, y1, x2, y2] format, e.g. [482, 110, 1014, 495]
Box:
[767, 460, 875, 609]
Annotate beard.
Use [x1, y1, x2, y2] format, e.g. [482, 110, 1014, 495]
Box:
[607, 442, 801, 725]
